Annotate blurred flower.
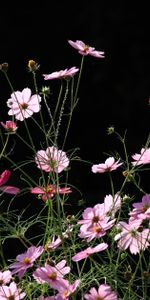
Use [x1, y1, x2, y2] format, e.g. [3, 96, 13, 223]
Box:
[43, 67, 79, 80]
[56, 279, 80, 299]
[68, 40, 105, 58]
[28, 60, 40, 72]
[7, 88, 41, 121]
[31, 184, 72, 201]
[84, 284, 118, 300]
[72, 243, 108, 262]
[35, 146, 69, 173]
[0, 170, 20, 194]
[0, 282, 26, 300]
[129, 194, 150, 220]
[131, 147, 150, 166]
[92, 157, 123, 173]
[1, 120, 18, 132]
[9, 245, 44, 278]
[0, 62, 9, 72]
[0, 270, 12, 285]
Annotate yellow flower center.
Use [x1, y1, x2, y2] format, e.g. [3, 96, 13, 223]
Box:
[23, 257, 31, 264]
[48, 272, 57, 280]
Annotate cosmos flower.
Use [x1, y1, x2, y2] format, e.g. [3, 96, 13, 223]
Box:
[1, 120, 18, 132]
[9, 245, 44, 278]
[84, 284, 118, 300]
[0, 170, 20, 194]
[7, 88, 41, 121]
[0, 270, 12, 285]
[35, 146, 69, 173]
[131, 147, 150, 166]
[43, 67, 79, 80]
[68, 40, 105, 58]
[0, 282, 26, 300]
[72, 243, 108, 262]
[31, 184, 72, 201]
[129, 194, 150, 220]
[92, 157, 122, 173]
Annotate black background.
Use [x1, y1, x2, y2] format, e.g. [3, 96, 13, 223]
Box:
[1, 2, 150, 205]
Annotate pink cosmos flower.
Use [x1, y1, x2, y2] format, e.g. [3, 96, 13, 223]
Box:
[84, 284, 118, 300]
[56, 279, 80, 299]
[129, 194, 150, 220]
[103, 193, 122, 218]
[35, 146, 69, 173]
[68, 40, 105, 58]
[33, 260, 70, 290]
[72, 243, 108, 262]
[0, 270, 12, 285]
[92, 157, 123, 173]
[0, 282, 26, 300]
[114, 219, 150, 254]
[131, 147, 150, 166]
[0, 170, 20, 194]
[31, 184, 72, 201]
[7, 87, 41, 121]
[43, 67, 79, 80]
[46, 226, 73, 250]
[9, 245, 44, 278]
[1, 120, 18, 132]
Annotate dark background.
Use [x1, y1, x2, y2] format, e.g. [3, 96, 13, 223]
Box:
[1, 2, 150, 206]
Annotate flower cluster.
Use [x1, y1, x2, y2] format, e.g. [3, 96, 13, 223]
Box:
[0, 39, 150, 300]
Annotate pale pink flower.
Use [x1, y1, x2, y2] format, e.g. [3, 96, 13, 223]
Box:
[9, 245, 44, 278]
[0, 270, 12, 285]
[114, 219, 150, 254]
[31, 184, 72, 201]
[68, 40, 105, 58]
[43, 67, 79, 80]
[1, 120, 17, 132]
[84, 284, 118, 300]
[0, 282, 26, 300]
[72, 243, 108, 262]
[0, 170, 20, 194]
[33, 260, 70, 290]
[79, 218, 115, 242]
[131, 147, 150, 166]
[46, 236, 62, 250]
[92, 157, 122, 173]
[7, 87, 41, 121]
[56, 279, 80, 299]
[78, 203, 106, 229]
[104, 193, 122, 217]
[129, 194, 150, 220]
[35, 146, 69, 173]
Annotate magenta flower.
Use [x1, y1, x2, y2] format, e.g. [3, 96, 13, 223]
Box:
[129, 194, 150, 220]
[92, 157, 123, 173]
[35, 146, 69, 173]
[43, 67, 79, 80]
[33, 260, 70, 290]
[31, 184, 72, 201]
[131, 147, 150, 166]
[0, 282, 26, 300]
[72, 243, 108, 262]
[7, 87, 41, 121]
[114, 219, 150, 254]
[9, 245, 44, 278]
[0, 270, 12, 285]
[68, 40, 105, 58]
[0, 170, 20, 194]
[1, 120, 18, 132]
[84, 284, 118, 300]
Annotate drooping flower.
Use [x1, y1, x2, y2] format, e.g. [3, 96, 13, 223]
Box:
[31, 184, 72, 201]
[68, 40, 105, 58]
[92, 157, 123, 173]
[0, 170, 20, 194]
[131, 147, 150, 166]
[84, 284, 118, 300]
[1, 120, 18, 132]
[7, 87, 41, 121]
[56, 279, 80, 299]
[9, 245, 44, 278]
[0, 270, 12, 285]
[129, 194, 150, 220]
[35, 146, 69, 173]
[0, 282, 26, 300]
[114, 219, 150, 254]
[43, 67, 79, 80]
[72, 243, 108, 262]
